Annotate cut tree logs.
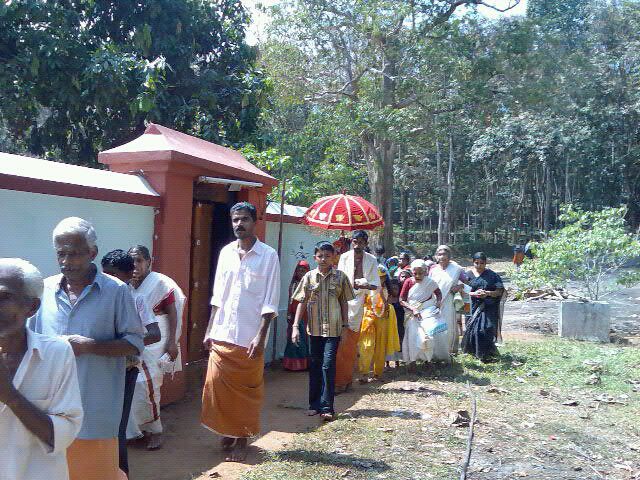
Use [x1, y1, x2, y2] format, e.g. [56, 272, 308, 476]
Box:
[524, 288, 569, 301]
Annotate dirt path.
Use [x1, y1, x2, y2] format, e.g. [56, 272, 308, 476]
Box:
[129, 282, 640, 480]
[126, 331, 558, 480]
[128, 367, 366, 480]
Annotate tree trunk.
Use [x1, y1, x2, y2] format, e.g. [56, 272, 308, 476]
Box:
[436, 139, 445, 245]
[363, 133, 394, 252]
[564, 154, 571, 204]
[359, 41, 397, 253]
[543, 160, 552, 232]
[443, 132, 455, 245]
[401, 185, 408, 245]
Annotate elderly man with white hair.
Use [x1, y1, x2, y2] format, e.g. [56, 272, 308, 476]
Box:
[29, 217, 144, 480]
[0, 258, 83, 480]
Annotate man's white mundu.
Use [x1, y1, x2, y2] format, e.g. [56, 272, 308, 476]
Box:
[337, 248, 380, 331]
[135, 272, 186, 373]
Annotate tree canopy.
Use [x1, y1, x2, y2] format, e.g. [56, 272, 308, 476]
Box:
[0, 0, 263, 164]
[253, 0, 640, 250]
[2, 0, 640, 251]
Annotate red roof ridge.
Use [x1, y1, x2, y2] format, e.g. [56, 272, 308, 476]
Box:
[100, 123, 276, 186]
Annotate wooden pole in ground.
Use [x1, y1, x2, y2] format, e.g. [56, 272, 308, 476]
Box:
[460, 381, 478, 480]
[273, 177, 286, 365]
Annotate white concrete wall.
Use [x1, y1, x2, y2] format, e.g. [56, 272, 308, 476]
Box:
[264, 220, 338, 361]
[1, 189, 155, 277]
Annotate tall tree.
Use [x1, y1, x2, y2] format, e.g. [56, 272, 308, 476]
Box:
[261, 0, 521, 251]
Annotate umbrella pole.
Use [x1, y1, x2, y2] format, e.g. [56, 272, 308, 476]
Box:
[274, 177, 286, 365]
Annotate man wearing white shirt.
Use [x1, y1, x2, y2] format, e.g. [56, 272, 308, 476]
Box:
[0, 258, 83, 480]
[335, 231, 380, 391]
[201, 202, 280, 462]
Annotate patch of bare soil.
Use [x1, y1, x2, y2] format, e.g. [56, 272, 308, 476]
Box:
[127, 367, 362, 480]
[502, 283, 640, 340]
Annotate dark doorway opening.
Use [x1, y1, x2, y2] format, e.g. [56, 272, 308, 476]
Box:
[187, 193, 236, 363]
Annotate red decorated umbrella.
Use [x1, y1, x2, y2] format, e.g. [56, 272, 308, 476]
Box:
[303, 193, 384, 231]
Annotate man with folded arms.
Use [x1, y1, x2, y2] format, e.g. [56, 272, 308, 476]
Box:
[0, 258, 83, 480]
[29, 217, 144, 480]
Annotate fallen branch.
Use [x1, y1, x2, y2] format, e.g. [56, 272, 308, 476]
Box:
[565, 292, 590, 302]
[588, 464, 606, 479]
[460, 381, 478, 480]
[525, 292, 551, 302]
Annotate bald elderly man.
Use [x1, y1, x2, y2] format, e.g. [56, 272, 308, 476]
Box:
[0, 258, 83, 480]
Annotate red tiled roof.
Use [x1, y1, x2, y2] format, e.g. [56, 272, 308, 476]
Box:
[99, 123, 276, 186]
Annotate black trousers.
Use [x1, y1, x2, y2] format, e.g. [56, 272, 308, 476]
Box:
[308, 335, 340, 414]
[119, 367, 139, 474]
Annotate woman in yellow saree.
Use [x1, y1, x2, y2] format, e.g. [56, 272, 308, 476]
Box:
[358, 265, 401, 382]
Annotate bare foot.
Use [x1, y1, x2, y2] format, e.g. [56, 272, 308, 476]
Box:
[321, 412, 334, 422]
[358, 377, 369, 384]
[220, 436, 236, 452]
[225, 437, 248, 462]
[147, 433, 163, 450]
[306, 409, 320, 416]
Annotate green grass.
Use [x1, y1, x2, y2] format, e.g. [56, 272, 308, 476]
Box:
[449, 338, 640, 395]
[243, 339, 640, 480]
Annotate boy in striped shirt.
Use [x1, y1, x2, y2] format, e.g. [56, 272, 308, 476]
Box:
[292, 242, 355, 421]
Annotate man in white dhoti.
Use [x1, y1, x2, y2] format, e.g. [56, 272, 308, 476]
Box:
[125, 245, 186, 450]
[335, 230, 379, 391]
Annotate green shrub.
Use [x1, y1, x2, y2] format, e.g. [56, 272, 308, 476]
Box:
[513, 205, 640, 300]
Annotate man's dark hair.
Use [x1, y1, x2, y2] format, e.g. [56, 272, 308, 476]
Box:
[472, 251, 487, 262]
[374, 245, 385, 256]
[102, 249, 134, 273]
[423, 254, 434, 262]
[314, 241, 335, 254]
[129, 245, 151, 261]
[352, 230, 369, 242]
[230, 202, 257, 221]
[400, 252, 411, 260]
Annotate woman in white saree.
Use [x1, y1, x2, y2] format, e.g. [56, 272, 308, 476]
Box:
[126, 245, 186, 450]
[399, 260, 445, 369]
[429, 245, 469, 354]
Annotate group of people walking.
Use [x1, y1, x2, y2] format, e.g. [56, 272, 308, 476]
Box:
[1, 216, 185, 480]
[282, 236, 506, 419]
[1, 201, 284, 478]
[1, 199, 506, 480]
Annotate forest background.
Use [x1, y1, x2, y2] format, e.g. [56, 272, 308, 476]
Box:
[2, 0, 639, 254]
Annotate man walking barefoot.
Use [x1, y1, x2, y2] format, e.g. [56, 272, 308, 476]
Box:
[335, 230, 380, 392]
[201, 202, 280, 462]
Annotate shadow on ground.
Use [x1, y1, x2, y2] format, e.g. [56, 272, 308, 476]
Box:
[269, 449, 390, 471]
